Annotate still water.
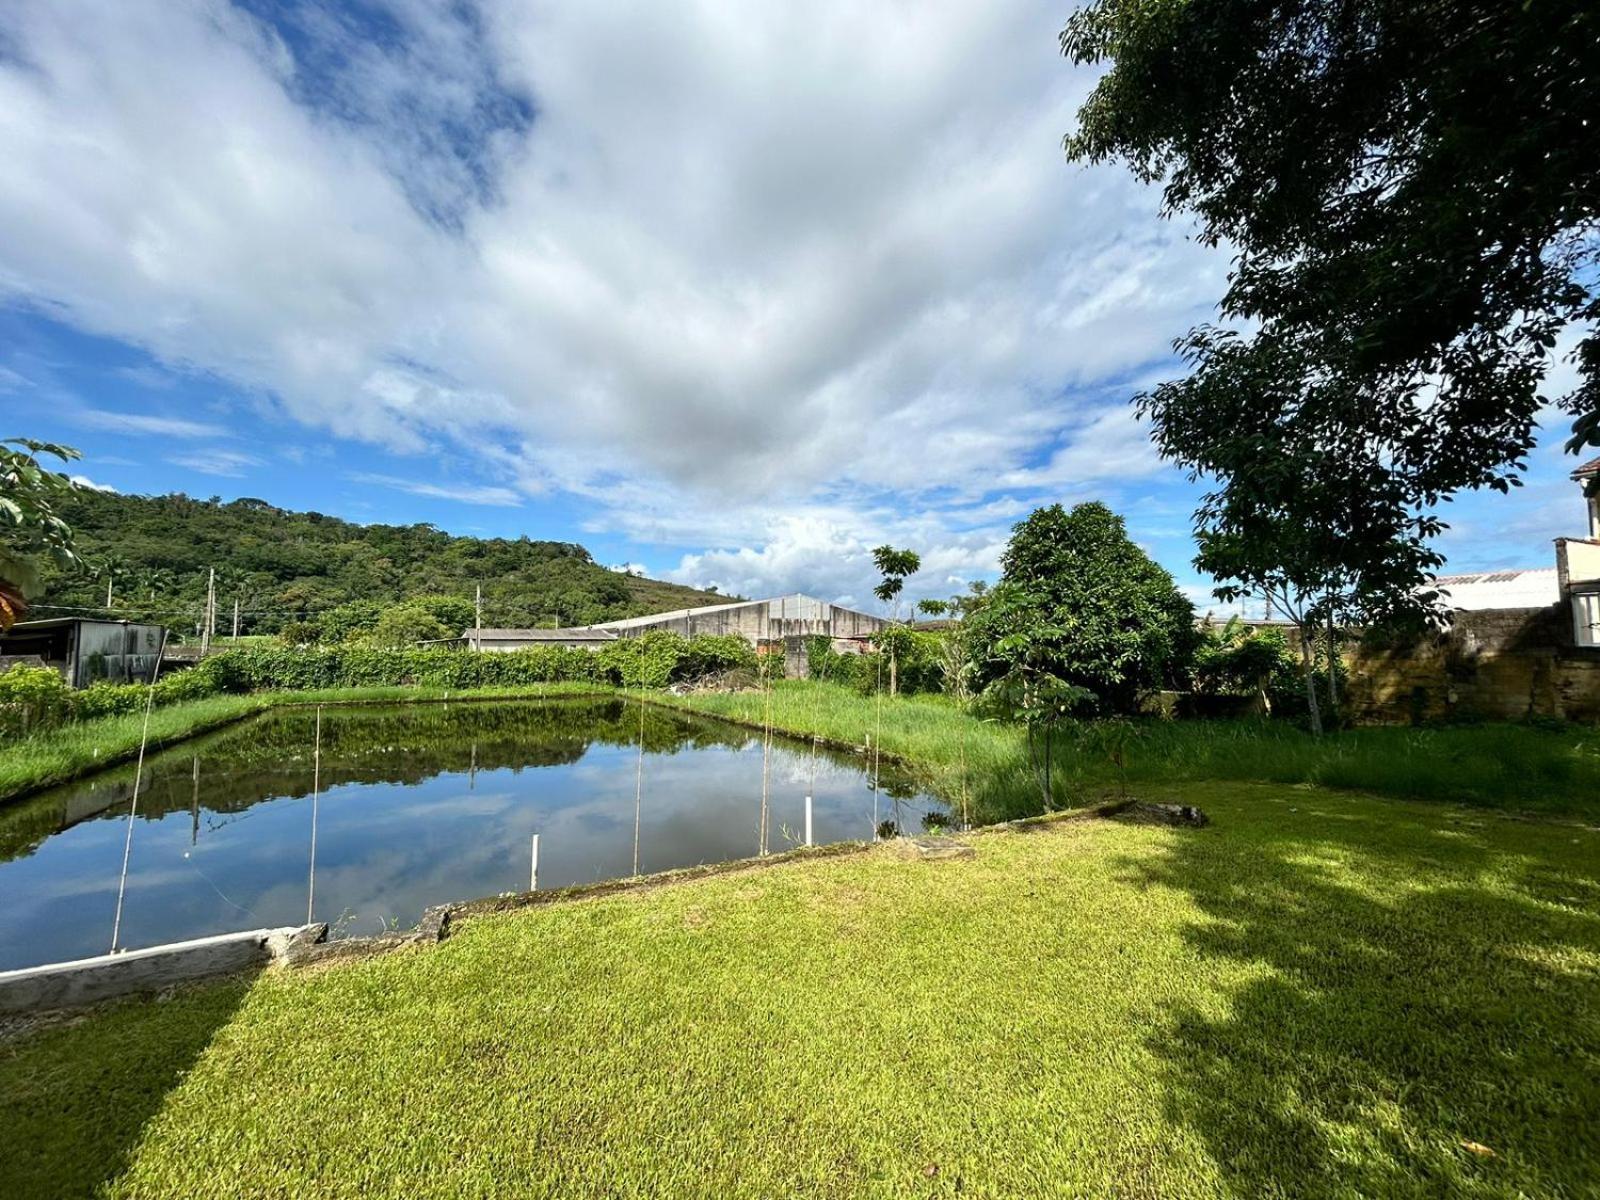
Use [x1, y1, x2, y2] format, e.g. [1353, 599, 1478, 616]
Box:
[0, 698, 943, 970]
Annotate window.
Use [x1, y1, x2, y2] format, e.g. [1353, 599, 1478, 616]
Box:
[1575, 591, 1600, 648]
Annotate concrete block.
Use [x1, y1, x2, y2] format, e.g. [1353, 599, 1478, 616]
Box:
[0, 925, 320, 1014]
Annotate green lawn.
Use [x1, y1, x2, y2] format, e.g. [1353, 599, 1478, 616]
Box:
[3, 780, 1597, 1198]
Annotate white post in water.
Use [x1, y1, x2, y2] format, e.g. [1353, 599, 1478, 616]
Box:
[530, 833, 540, 891]
[804, 734, 817, 847]
[306, 705, 321, 925]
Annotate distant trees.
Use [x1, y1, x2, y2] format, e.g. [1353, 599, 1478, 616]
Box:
[966, 503, 1195, 715]
[0, 439, 81, 628]
[33, 488, 715, 637]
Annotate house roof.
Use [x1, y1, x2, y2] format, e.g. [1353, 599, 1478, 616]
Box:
[1574, 455, 1600, 479]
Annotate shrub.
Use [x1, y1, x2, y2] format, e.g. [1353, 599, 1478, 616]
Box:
[360, 605, 454, 649]
[677, 634, 756, 680]
[0, 664, 73, 736]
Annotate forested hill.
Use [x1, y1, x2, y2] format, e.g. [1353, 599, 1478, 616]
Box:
[36, 491, 724, 638]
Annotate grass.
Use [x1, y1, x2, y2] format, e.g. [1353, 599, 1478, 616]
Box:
[659, 682, 1600, 821]
[0, 682, 611, 804]
[2, 780, 1596, 1197]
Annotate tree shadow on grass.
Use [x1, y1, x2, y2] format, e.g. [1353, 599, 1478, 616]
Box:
[0, 977, 251, 1199]
[1127, 804, 1600, 1197]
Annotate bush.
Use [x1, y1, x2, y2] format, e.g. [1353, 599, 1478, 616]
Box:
[0, 664, 74, 736]
[677, 634, 757, 680]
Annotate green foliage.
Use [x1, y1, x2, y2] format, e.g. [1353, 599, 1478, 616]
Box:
[1193, 618, 1294, 698]
[0, 438, 82, 626]
[676, 634, 757, 680]
[868, 627, 944, 694]
[967, 503, 1195, 714]
[34, 490, 721, 637]
[976, 662, 1095, 809]
[870, 545, 921, 608]
[0, 664, 73, 736]
[1062, 0, 1600, 629]
[361, 605, 454, 649]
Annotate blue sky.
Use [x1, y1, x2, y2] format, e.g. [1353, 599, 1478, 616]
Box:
[1, 1, 1592, 613]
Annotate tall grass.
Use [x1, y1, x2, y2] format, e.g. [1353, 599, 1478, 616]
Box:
[664, 682, 1600, 821]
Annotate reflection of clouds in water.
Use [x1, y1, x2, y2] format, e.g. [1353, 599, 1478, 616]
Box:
[1, 702, 943, 969]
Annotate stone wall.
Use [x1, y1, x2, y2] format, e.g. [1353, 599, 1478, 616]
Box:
[1343, 605, 1600, 724]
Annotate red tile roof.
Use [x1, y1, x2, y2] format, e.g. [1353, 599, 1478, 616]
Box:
[1575, 455, 1600, 478]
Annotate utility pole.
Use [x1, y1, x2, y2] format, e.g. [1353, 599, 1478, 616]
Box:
[201, 567, 215, 655]
[105, 573, 113, 610]
[231, 597, 240, 641]
[474, 583, 482, 651]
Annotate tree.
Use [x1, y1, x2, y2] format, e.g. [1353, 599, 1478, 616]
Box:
[968, 503, 1195, 714]
[916, 598, 948, 618]
[0, 439, 81, 628]
[871, 545, 921, 695]
[1063, 0, 1600, 623]
[363, 604, 453, 648]
[976, 647, 1094, 811]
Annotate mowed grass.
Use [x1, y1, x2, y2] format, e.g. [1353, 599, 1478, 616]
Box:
[3, 781, 1597, 1198]
[662, 682, 1600, 820]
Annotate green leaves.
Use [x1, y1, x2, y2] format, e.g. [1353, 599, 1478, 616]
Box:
[967, 503, 1194, 713]
[871, 545, 921, 607]
[0, 438, 83, 623]
[1064, 0, 1600, 620]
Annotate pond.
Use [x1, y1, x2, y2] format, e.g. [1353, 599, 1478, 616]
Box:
[0, 698, 945, 971]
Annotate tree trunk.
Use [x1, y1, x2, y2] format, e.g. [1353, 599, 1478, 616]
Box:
[1299, 625, 1324, 736]
[889, 645, 898, 696]
[1043, 723, 1054, 810]
[1325, 611, 1340, 724]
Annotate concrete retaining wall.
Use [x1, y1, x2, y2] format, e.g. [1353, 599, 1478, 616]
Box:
[1344, 606, 1600, 724]
[0, 924, 325, 1013]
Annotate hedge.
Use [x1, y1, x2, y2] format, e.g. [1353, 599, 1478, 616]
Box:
[0, 632, 759, 737]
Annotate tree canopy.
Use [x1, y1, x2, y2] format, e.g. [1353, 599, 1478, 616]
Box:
[967, 502, 1195, 713]
[1063, 0, 1600, 620]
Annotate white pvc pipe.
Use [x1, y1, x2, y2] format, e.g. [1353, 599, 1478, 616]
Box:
[530, 834, 540, 891]
[804, 795, 813, 847]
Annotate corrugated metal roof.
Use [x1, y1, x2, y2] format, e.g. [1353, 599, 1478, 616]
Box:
[467, 627, 617, 641]
[1432, 567, 1560, 610]
[589, 592, 874, 632]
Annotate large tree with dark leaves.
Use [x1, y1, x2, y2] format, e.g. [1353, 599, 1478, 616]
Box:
[1062, 0, 1600, 622]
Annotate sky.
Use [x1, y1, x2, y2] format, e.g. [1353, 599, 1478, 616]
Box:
[0, 0, 1591, 615]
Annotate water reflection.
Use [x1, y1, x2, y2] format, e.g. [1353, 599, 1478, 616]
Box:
[0, 699, 942, 970]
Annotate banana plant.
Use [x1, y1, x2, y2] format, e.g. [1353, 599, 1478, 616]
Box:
[0, 439, 81, 629]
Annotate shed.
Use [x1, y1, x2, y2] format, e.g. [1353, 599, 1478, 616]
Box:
[0, 618, 167, 688]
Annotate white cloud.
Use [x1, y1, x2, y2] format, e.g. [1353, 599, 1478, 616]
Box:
[350, 472, 523, 507]
[0, 1, 1224, 573]
[167, 448, 262, 477]
[72, 409, 228, 439]
[69, 474, 117, 492]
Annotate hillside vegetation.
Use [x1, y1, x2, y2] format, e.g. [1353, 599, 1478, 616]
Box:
[36, 491, 722, 637]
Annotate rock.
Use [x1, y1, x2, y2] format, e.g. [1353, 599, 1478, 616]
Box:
[1122, 802, 1209, 828]
[905, 836, 975, 860]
